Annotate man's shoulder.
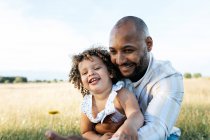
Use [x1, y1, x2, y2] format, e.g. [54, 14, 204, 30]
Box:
[152, 58, 172, 69]
[140, 57, 183, 87]
[150, 57, 181, 76]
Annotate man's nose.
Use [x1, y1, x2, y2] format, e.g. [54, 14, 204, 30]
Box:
[116, 52, 126, 65]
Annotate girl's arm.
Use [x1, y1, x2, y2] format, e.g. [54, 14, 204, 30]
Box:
[81, 112, 100, 139]
[114, 88, 144, 138]
[81, 113, 113, 140]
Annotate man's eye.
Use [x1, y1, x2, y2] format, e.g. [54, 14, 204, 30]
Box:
[109, 50, 116, 55]
[123, 49, 133, 53]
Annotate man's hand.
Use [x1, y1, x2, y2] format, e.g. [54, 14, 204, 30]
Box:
[112, 123, 138, 140]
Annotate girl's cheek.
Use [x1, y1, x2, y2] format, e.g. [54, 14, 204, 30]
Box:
[81, 76, 87, 83]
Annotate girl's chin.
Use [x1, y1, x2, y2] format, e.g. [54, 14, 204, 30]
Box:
[90, 88, 104, 94]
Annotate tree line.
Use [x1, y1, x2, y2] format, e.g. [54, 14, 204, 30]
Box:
[0, 73, 203, 83]
[0, 76, 27, 83]
[184, 73, 202, 79]
[0, 76, 64, 84]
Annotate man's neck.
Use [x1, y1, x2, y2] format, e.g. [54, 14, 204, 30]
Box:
[130, 67, 147, 82]
[130, 53, 150, 82]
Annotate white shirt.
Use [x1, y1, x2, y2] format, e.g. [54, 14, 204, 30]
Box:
[123, 53, 184, 140]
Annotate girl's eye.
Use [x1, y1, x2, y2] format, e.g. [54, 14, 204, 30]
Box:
[81, 72, 87, 75]
[94, 67, 101, 70]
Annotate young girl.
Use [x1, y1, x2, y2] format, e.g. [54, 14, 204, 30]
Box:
[45, 47, 144, 140]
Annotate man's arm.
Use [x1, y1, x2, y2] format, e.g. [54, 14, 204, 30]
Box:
[113, 88, 144, 139]
[138, 74, 184, 140]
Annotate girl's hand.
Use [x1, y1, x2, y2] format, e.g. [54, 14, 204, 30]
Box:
[99, 132, 113, 140]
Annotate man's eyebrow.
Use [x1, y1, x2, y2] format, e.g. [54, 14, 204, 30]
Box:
[109, 45, 133, 48]
[109, 47, 114, 50]
[109, 45, 135, 50]
[122, 45, 134, 49]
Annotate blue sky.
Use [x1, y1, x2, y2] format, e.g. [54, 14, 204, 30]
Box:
[0, 0, 210, 80]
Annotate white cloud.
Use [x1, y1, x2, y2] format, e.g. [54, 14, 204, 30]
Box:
[0, 1, 90, 72]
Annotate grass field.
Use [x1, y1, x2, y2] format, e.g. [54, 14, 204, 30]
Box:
[0, 78, 210, 140]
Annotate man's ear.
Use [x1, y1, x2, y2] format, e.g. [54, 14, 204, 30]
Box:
[146, 36, 153, 52]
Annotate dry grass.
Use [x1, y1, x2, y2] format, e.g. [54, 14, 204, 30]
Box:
[176, 78, 210, 140]
[183, 78, 210, 105]
[0, 79, 210, 140]
[0, 83, 82, 140]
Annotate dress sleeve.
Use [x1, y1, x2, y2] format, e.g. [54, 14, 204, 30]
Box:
[81, 95, 89, 114]
[112, 81, 125, 91]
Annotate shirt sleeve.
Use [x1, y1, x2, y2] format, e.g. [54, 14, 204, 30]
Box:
[138, 73, 184, 140]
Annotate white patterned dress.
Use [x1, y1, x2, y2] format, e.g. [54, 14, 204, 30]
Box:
[81, 81, 126, 125]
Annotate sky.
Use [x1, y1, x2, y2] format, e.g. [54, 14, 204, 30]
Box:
[0, 0, 210, 80]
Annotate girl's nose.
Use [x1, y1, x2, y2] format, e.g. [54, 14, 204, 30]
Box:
[88, 70, 95, 76]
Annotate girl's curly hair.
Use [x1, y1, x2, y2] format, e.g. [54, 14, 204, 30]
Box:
[69, 47, 122, 96]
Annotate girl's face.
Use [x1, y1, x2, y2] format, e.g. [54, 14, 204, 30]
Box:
[78, 56, 113, 94]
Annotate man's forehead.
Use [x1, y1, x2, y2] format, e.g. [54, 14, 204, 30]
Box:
[110, 26, 138, 41]
[109, 31, 139, 47]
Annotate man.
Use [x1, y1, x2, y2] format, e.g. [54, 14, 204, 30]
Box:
[109, 16, 184, 140]
[45, 16, 183, 140]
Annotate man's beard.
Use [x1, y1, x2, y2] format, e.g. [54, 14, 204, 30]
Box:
[124, 48, 150, 82]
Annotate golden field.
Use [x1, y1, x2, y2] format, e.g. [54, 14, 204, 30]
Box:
[0, 78, 210, 140]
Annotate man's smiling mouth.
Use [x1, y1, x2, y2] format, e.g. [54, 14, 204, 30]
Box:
[119, 63, 135, 70]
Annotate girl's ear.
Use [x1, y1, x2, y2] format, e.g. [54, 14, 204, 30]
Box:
[109, 73, 114, 78]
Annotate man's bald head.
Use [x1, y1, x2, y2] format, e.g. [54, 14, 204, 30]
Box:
[112, 16, 150, 38]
